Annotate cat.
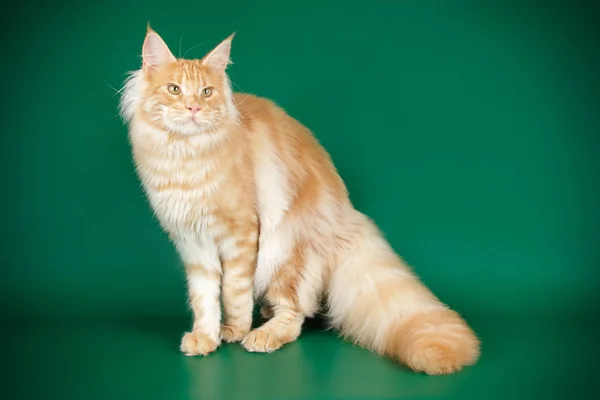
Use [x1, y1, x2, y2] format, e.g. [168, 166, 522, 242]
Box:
[119, 25, 480, 375]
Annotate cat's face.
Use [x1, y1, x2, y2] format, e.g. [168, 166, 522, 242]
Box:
[138, 28, 234, 136]
[142, 61, 230, 135]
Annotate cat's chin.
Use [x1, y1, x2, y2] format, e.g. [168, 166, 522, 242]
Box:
[165, 120, 214, 136]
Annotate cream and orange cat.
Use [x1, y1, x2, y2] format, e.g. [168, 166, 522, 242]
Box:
[119, 26, 480, 375]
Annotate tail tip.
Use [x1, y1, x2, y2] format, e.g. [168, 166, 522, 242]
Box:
[388, 309, 481, 375]
[407, 339, 480, 375]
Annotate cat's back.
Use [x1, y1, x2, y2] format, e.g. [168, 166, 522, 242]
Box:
[234, 93, 309, 137]
[233, 93, 274, 118]
[233, 92, 325, 157]
[233, 92, 348, 217]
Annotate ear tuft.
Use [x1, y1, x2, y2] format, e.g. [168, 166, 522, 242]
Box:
[201, 34, 235, 72]
[142, 29, 176, 70]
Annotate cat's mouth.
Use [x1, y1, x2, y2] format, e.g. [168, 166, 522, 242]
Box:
[176, 115, 200, 125]
[189, 117, 204, 126]
[167, 114, 218, 134]
[187, 113, 207, 124]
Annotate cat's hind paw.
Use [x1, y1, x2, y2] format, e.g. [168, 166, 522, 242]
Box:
[220, 325, 249, 343]
[241, 329, 283, 353]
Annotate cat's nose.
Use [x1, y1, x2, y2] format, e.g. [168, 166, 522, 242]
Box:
[186, 105, 201, 115]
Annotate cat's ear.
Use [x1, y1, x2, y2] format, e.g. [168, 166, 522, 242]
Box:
[142, 25, 176, 70]
[201, 33, 235, 72]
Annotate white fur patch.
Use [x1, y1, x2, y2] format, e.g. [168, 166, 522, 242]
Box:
[253, 133, 295, 294]
[119, 69, 145, 122]
[254, 224, 293, 295]
[132, 120, 227, 155]
[254, 139, 291, 232]
[188, 270, 221, 341]
[188, 132, 228, 152]
[219, 236, 240, 261]
[174, 231, 221, 272]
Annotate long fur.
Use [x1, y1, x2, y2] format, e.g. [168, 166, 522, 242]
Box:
[120, 28, 480, 374]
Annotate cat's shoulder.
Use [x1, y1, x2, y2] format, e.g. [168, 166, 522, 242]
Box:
[233, 92, 279, 114]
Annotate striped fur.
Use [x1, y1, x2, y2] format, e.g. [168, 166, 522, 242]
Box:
[120, 27, 480, 375]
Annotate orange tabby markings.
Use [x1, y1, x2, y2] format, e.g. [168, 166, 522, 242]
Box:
[220, 238, 257, 341]
[120, 26, 480, 374]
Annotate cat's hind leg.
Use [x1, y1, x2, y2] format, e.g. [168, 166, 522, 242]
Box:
[242, 243, 323, 353]
[242, 307, 305, 353]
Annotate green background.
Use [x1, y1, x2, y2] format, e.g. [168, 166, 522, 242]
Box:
[2, 0, 599, 399]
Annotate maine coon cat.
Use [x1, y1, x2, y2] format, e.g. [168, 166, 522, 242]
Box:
[119, 26, 480, 375]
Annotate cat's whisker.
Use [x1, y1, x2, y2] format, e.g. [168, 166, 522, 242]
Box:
[214, 110, 242, 125]
[178, 25, 193, 58]
[230, 79, 246, 93]
[232, 93, 250, 109]
[183, 41, 208, 59]
[107, 82, 127, 98]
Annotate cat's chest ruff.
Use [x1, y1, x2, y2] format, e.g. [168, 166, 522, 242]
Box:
[129, 122, 235, 235]
[139, 155, 225, 234]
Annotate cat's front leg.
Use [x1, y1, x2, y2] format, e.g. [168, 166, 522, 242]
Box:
[220, 231, 258, 343]
[175, 235, 222, 356]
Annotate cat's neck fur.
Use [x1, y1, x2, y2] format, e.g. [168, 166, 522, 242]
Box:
[130, 111, 240, 160]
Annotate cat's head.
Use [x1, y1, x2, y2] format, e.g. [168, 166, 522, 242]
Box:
[121, 26, 236, 136]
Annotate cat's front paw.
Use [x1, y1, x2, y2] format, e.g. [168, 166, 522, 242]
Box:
[180, 331, 219, 356]
[241, 329, 283, 353]
[220, 325, 250, 343]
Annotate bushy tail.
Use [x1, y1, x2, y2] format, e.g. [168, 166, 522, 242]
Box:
[327, 212, 480, 375]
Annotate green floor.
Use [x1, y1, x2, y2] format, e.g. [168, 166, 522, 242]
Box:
[3, 314, 596, 400]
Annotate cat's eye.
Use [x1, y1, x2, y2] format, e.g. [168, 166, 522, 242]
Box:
[167, 84, 181, 95]
[201, 87, 213, 97]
